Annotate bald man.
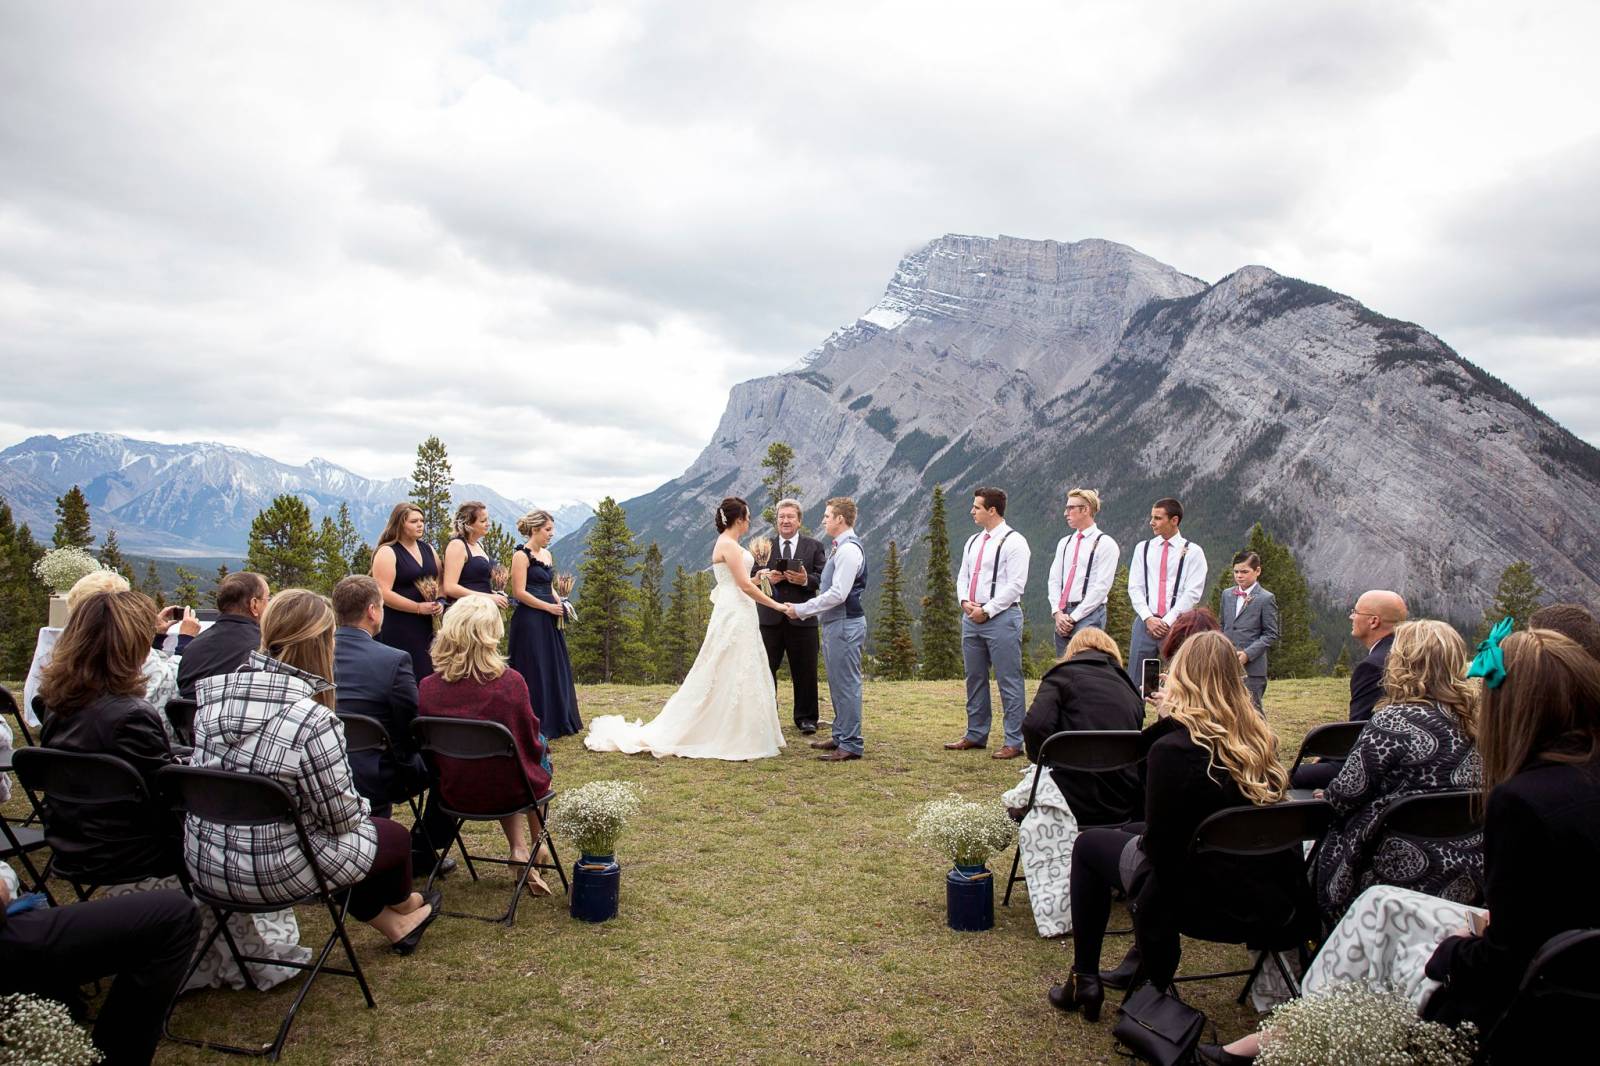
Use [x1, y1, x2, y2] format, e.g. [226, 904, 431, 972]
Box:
[1293, 589, 1407, 789]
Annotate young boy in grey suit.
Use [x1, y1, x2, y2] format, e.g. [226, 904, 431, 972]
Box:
[1221, 551, 1279, 713]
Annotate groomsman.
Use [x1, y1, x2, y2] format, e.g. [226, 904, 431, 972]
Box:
[1126, 497, 1208, 688]
[1045, 488, 1120, 657]
[787, 497, 867, 762]
[946, 487, 1032, 759]
[753, 498, 827, 734]
[1220, 551, 1279, 712]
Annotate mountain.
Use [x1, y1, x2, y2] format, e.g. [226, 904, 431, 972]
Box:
[559, 234, 1600, 627]
[0, 432, 594, 557]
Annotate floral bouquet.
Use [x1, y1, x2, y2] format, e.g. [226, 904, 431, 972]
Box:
[550, 780, 644, 858]
[490, 564, 510, 598]
[554, 572, 575, 629]
[0, 993, 103, 1065]
[1255, 983, 1477, 1066]
[749, 536, 773, 596]
[909, 795, 1018, 868]
[414, 575, 440, 603]
[34, 547, 103, 594]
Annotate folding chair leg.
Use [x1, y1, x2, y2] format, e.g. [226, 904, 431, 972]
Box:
[1235, 949, 1273, 1006]
[1001, 845, 1023, 907]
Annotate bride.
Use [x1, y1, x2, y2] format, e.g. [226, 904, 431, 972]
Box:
[585, 496, 788, 761]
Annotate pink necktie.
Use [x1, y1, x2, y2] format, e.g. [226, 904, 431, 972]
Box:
[967, 532, 990, 602]
[1155, 539, 1171, 616]
[1058, 533, 1084, 611]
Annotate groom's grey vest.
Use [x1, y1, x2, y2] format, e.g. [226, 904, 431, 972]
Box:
[819, 532, 868, 623]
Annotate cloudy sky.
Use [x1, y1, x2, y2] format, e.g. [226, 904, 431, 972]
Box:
[2, 1, 1596, 505]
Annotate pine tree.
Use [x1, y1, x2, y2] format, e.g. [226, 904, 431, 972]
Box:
[313, 517, 348, 594]
[351, 542, 374, 577]
[482, 521, 517, 571]
[568, 497, 642, 683]
[1105, 565, 1133, 665]
[97, 529, 133, 580]
[874, 540, 918, 680]
[634, 543, 665, 684]
[210, 564, 231, 608]
[143, 560, 166, 608]
[689, 570, 714, 647]
[0, 498, 49, 677]
[759, 441, 802, 528]
[1480, 560, 1543, 636]
[1216, 524, 1324, 678]
[173, 566, 201, 608]
[52, 486, 93, 549]
[918, 485, 963, 679]
[246, 494, 318, 591]
[408, 436, 454, 551]
[1333, 644, 1353, 678]
[660, 565, 696, 683]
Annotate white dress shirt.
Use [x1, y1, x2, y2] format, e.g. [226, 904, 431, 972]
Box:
[775, 535, 800, 565]
[955, 521, 1031, 616]
[792, 529, 862, 619]
[1232, 582, 1258, 618]
[1045, 524, 1121, 622]
[1127, 534, 1209, 624]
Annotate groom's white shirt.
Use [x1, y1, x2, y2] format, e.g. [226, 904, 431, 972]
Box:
[791, 527, 861, 620]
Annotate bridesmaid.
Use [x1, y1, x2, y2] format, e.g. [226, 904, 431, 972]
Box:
[371, 503, 444, 679]
[508, 510, 583, 739]
[441, 501, 509, 609]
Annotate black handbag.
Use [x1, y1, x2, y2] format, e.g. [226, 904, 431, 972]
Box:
[1112, 981, 1205, 1066]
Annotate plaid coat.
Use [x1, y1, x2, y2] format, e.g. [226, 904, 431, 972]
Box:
[186, 652, 377, 905]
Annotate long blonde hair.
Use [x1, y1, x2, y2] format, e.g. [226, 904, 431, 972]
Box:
[1161, 631, 1287, 804]
[432, 594, 507, 684]
[258, 589, 337, 709]
[1380, 620, 1479, 736]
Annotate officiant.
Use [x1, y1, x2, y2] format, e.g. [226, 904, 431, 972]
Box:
[753, 498, 828, 734]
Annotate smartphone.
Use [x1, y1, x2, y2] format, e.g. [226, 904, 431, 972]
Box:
[1466, 910, 1489, 936]
[1141, 658, 1162, 699]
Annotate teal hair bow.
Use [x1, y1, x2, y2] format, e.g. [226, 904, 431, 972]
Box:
[1468, 616, 1515, 689]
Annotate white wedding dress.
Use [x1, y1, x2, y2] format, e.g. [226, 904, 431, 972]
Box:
[584, 547, 784, 761]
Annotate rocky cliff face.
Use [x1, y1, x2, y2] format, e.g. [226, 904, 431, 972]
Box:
[571, 234, 1600, 624]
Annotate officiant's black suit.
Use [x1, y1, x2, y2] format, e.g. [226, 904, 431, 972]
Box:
[753, 534, 828, 730]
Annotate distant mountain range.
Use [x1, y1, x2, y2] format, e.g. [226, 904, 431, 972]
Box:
[0, 432, 593, 557]
[560, 234, 1600, 626]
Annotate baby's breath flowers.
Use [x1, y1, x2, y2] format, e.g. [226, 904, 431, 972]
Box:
[0, 993, 103, 1065]
[909, 795, 1018, 867]
[34, 548, 103, 594]
[550, 780, 644, 857]
[1256, 983, 1477, 1066]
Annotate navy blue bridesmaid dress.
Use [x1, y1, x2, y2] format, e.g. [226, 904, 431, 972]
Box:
[507, 547, 583, 739]
[377, 540, 439, 679]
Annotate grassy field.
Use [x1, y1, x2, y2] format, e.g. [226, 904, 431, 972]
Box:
[4, 677, 1350, 1064]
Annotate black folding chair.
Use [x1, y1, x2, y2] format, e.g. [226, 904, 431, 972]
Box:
[165, 697, 198, 747]
[412, 716, 565, 926]
[1487, 928, 1600, 1063]
[1002, 730, 1143, 907]
[338, 712, 455, 862]
[157, 765, 376, 1060]
[0, 807, 54, 905]
[1170, 798, 1335, 1004]
[10, 747, 173, 902]
[1288, 721, 1365, 777]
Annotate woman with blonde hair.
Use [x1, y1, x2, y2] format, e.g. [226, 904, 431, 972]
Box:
[419, 595, 554, 893]
[440, 501, 508, 609]
[187, 589, 440, 954]
[371, 502, 443, 679]
[1050, 630, 1294, 1021]
[507, 509, 582, 739]
[1311, 619, 1483, 923]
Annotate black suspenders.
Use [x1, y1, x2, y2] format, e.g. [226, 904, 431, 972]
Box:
[1058, 533, 1102, 604]
[965, 529, 1017, 602]
[1141, 538, 1189, 614]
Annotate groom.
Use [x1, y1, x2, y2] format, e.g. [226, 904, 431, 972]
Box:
[753, 498, 828, 734]
[786, 497, 866, 762]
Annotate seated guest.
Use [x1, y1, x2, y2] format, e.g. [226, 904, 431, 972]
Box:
[1007, 627, 1144, 936]
[188, 589, 439, 953]
[1049, 631, 1294, 1021]
[332, 575, 456, 875]
[419, 594, 553, 894]
[1202, 627, 1600, 1064]
[1292, 588, 1408, 789]
[176, 571, 270, 699]
[1, 864, 200, 1066]
[1159, 606, 1222, 661]
[1312, 620, 1484, 923]
[38, 590, 180, 884]
[1529, 602, 1600, 661]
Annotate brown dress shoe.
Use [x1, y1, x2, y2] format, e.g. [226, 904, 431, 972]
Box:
[809, 738, 839, 750]
[992, 746, 1024, 760]
[944, 738, 986, 750]
[816, 748, 861, 761]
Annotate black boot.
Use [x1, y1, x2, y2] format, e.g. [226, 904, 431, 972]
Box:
[1099, 944, 1142, 989]
[1046, 970, 1105, 1023]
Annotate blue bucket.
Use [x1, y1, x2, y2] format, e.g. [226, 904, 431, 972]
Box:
[571, 854, 621, 923]
[946, 864, 994, 932]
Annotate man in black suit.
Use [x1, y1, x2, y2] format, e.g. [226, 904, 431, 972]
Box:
[331, 576, 454, 876]
[752, 498, 828, 733]
[1292, 588, 1406, 788]
[175, 571, 269, 699]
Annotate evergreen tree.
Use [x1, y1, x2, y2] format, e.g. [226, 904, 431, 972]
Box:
[1333, 644, 1353, 678]
[874, 540, 918, 680]
[689, 570, 714, 648]
[210, 564, 231, 608]
[1105, 565, 1133, 665]
[918, 485, 963, 679]
[53, 486, 93, 549]
[568, 497, 642, 683]
[660, 565, 696, 683]
[0, 498, 49, 678]
[97, 529, 133, 580]
[173, 566, 201, 609]
[482, 521, 517, 571]
[143, 560, 166, 608]
[1210, 524, 1323, 678]
[759, 441, 802, 528]
[246, 494, 318, 591]
[634, 543, 665, 684]
[313, 517, 349, 594]
[351, 541, 374, 577]
[408, 436, 454, 551]
[1479, 560, 1543, 636]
